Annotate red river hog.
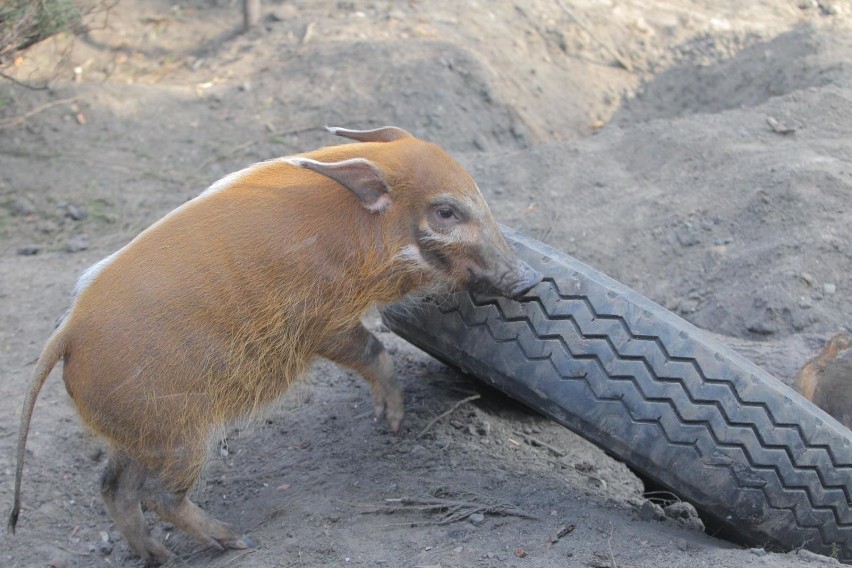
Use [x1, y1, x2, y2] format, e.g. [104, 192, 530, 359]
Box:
[8, 126, 542, 565]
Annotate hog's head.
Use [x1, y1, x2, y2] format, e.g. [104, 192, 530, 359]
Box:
[288, 126, 543, 299]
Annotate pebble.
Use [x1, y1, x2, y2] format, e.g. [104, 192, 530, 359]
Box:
[469, 512, 486, 526]
[17, 244, 42, 256]
[37, 220, 59, 234]
[793, 549, 842, 564]
[7, 195, 36, 216]
[823, 283, 836, 295]
[639, 500, 666, 521]
[664, 501, 705, 531]
[477, 420, 491, 436]
[747, 318, 777, 336]
[821, 1, 844, 16]
[675, 223, 700, 247]
[749, 547, 768, 557]
[65, 234, 89, 253]
[65, 204, 88, 221]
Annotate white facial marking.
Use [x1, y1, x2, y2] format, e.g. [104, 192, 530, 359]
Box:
[394, 244, 432, 271]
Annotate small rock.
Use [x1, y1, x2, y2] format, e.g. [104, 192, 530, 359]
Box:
[65, 234, 89, 253]
[6, 195, 37, 216]
[638, 500, 666, 521]
[65, 204, 88, 221]
[793, 548, 842, 564]
[37, 219, 59, 234]
[625, 497, 645, 510]
[664, 501, 694, 520]
[684, 515, 705, 532]
[269, 4, 298, 21]
[820, 1, 844, 16]
[514, 547, 526, 558]
[17, 244, 42, 256]
[477, 420, 491, 436]
[747, 318, 777, 336]
[766, 116, 796, 135]
[664, 501, 704, 531]
[469, 513, 486, 526]
[823, 283, 836, 295]
[49, 559, 67, 568]
[801, 272, 817, 287]
[328, 514, 340, 522]
[749, 547, 768, 557]
[677, 297, 700, 314]
[675, 223, 700, 247]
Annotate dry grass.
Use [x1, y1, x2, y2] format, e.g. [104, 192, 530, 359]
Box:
[0, 0, 84, 62]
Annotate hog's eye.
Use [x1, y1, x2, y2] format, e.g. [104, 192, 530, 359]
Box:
[430, 203, 465, 230]
[437, 207, 456, 220]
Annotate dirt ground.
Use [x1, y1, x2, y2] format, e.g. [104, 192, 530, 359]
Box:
[2, 1, 852, 566]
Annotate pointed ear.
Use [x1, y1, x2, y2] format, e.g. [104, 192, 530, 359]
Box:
[288, 157, 391, 212]
[325, 125, 413, 143]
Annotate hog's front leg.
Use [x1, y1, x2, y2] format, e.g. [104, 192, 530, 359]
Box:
[318, 324, 403, 431]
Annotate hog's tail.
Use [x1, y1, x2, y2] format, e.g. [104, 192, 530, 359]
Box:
[8, 325, 69, 533]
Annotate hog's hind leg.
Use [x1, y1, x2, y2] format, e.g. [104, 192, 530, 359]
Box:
[140, 449, 256, 554]
[101, 450, 173, 566]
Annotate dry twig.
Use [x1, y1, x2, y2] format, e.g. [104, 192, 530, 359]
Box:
[417, 394, 481, 438]
[608, 520, 618, 568]
[554, 0, 633, 72]
[513, 430, 566, 457]
[359, 495, 537, 524]
[0, 95, 77, 130]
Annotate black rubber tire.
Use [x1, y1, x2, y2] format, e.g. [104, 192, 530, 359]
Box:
[382, 226, 852, 562]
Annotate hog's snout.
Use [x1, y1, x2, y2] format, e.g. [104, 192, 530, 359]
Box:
[469, 258, 543, 299]
[509, 261, 543, 298]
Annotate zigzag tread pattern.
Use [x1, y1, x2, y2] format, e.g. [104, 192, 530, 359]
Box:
[391, 276, 852, 559]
